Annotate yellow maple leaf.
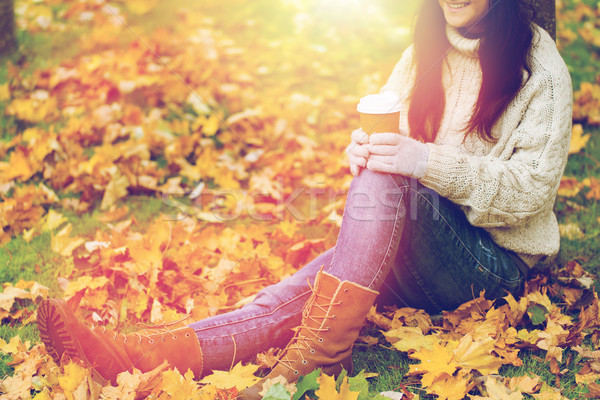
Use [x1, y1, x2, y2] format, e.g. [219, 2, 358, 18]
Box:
[159, 369, 202, 400]
[382, 326, 437, 352]
[51, 224, 85, 257]
[42, 209, 67, 232]
[470, 376, 524, 400]
[6, 96, 57, 123]
[0, 335, 29, 355]
[426, 369, 470, 400]
[315, 373, 359, 400]
[32, 391, 52, 400]
[0, 83, 10, 101]
[531, 383, 569, 400]
[277, 220, 298, 239]
[57, 361, 90, 400]
[0, 286, 30, 312]
[127, 220, 171, 274]
[452, 334, 504, 375]
[575, 372, 600, 385]
[0, 373, 33, 400]
[569, 124, 590, 154]
[516, 329, 541, 345]
[0, 148, 33, 181]
[537, 319, 569, 362]
[409, 341, 459, 387]
[100, 369, 142, 400]
[62, 276, 110, 299]
[504, 292, 528, 325]
[199, 361, 260, 391]
[524, 291, 553, 312]
[101, 170, 130, 211]
[508, 375, 541, 394]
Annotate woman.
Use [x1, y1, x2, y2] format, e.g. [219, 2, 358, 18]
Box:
[37, 0, 572, 398]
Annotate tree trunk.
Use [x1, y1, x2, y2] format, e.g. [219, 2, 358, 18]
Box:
[533, 0, 556, 41]
[0, 0, 16, 56]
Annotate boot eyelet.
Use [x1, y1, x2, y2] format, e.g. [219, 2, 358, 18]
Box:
[343, 289, 349, 294]
[310, 349, 316, 354]
[318, 338, 324, 343]
[293, 370, 299, 375]
[123, 339, 128, 343]
[173, 336, 178, 339]
[302, 360, 308, 365]
[149, 339, 155, 344]
[186, 333, 191, 337]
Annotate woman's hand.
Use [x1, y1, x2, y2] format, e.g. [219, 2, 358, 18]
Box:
[367, 132, 430, 179]
[346, 129, 370, 176]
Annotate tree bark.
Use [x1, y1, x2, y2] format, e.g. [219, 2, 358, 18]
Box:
[533, 0, 556, 41]
[0, 0, 16, 56]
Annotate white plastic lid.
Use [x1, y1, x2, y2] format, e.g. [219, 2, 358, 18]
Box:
[357, 91, 402, 114]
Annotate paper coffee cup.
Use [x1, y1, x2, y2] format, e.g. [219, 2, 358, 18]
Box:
[357, 91, 402, 134]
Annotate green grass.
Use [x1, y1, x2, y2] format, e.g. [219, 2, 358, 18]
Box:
[352, 325, 415, 397]
[501, 350, 587, 398]
[0, 234, 58, 289]
[0, 324, 40, 380]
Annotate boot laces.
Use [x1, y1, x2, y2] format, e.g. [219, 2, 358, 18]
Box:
[100, 315, 192, 344]
[277, 281, 341, 374]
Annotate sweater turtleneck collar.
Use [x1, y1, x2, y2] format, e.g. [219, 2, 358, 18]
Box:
[446, 24, 480, 58]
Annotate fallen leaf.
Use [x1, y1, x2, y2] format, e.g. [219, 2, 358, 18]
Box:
[200, 361, 260, 391]
[408, 341, 459, 387]
[569, 124, 591, 154]
[471, 376, 523, 400]
[51, 224, 85, 257]
[315, 373, 359, 400]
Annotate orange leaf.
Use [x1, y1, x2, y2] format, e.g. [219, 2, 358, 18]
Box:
[558, 177, 584, 198]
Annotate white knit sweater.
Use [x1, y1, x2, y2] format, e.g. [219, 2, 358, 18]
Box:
[381, 24, 573, 266]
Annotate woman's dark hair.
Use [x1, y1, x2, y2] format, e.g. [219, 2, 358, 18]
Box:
[409, 0, 536, 143]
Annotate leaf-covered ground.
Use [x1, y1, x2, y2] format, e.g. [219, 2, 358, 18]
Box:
[1, 0, 600, 399]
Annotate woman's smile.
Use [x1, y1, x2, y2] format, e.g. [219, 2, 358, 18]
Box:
[447, 2, 470, 10]
[438, 0, 489, 32]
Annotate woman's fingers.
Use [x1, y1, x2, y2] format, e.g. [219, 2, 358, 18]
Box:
[346, 142, 368, 157]
[369, 132, 401, 145]
[367, 159, 396, 174]
[351, 129, 370, 144]
[367, 144, 398, 156]
[351, 144, 369, 157]
[348, 154, 367, 167]
[350, 162, 358, 176]
[366, 154, 394, 164]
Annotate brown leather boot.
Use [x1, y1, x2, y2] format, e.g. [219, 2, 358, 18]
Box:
[37, 299, 203, 383]
[240, 270, 379, 399]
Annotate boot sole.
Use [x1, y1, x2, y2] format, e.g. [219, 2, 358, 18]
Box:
[37, 298, 108, 384]
[38, 299, 83, 363]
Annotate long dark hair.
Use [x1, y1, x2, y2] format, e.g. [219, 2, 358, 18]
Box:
[408, 0, 536, 143]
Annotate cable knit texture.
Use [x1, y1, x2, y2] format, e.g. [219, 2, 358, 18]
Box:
[380, 24, 573, 265]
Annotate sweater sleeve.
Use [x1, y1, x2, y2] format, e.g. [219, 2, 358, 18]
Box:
[419, 61, 573, 228]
